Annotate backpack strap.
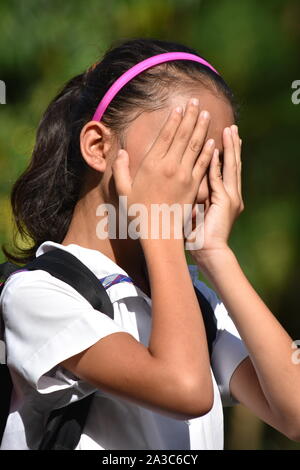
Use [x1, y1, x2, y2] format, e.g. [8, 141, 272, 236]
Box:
[193, 286, 217, 357]
[25, 249, 114, 319]
[0, 358, 13, 444]
[0, 262, 20, 282]
[0, 262, 21, 443]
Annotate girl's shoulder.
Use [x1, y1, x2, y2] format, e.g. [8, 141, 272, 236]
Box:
[1, 267, 65, 300]
[0, 267, 91, 329]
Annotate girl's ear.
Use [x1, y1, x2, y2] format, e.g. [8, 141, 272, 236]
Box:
[80, 120, 113, 173]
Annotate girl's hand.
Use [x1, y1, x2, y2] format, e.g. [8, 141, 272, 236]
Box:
[189, 125, 244, 260]
[112, 99, 216, 239]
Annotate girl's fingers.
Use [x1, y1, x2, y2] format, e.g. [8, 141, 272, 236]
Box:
[181, 110, 210, 170]
[238, 138, 242, 198]
[230, 125, 243, 202]
[111, 150, 132, 196]
[208, 149, 227, 195]
[230, 125, 241, 161]
[192, 138, 215, 181]
[146, 106, 183, 159]
[165, 98, 204, 163]
[222, 127, 239, 198]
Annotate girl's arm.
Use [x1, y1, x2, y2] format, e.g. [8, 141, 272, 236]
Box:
[61, 100, 215, 420]
[190, 125, 300, 442]
[61, 237, 213, 421]
[196, 247, 300, 442]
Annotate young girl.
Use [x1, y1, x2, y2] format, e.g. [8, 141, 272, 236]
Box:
[1, 38, 299, 450]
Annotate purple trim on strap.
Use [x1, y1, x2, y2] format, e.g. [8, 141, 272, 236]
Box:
[0, 269, 133, 293]
[99, 273, 134, 290]
[10, 269, 28, 275]
[92, 52, 220, 122]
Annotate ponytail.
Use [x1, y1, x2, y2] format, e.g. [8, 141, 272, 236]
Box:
[3, 74, 88, 263]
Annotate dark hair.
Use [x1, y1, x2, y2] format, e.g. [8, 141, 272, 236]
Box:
[3, 37, 238, 264]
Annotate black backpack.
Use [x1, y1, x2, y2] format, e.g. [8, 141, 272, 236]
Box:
[0, 248, 217, 450]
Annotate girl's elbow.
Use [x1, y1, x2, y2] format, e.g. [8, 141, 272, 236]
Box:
[285, 424, 300, 443]
[179, 374, 214, 419]
[279, 413, 300, 443]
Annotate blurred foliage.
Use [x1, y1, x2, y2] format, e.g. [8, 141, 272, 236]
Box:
[0, 0, 299, 450]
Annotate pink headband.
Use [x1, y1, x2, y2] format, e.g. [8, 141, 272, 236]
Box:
[92, 52, 220, 122]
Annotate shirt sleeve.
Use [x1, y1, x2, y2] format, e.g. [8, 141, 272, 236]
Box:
[188, 264, 250, 407]
[0, 269, 131, 398]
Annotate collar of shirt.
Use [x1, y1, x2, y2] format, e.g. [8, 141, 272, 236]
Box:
[35, 241, 151, 305]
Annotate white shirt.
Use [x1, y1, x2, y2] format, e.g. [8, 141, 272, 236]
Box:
[0, 241, 249, 450]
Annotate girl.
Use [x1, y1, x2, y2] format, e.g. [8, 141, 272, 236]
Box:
[1, 38, 300, 450]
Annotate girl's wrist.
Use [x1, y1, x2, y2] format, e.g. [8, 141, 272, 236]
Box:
[141, 237, 189, 282]
[140, 235, 185, 257]
[192, 245, 237, 274]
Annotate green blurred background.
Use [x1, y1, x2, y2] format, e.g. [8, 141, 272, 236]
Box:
[0, 0, 299, 450]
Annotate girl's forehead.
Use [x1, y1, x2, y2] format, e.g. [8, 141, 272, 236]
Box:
[123, 90, 234, 155]
[169, 89, 234, 120]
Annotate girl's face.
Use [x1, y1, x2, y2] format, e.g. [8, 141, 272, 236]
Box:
[119, 89, 235, 204]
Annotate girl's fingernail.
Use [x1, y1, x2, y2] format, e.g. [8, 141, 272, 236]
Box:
[200, 110, 209, 120]
[224, 127, 231, 136]
[190, 97, 199, 106]
[231, 125, 238, 133]
[207, 138, 215, 148]
[175, 106, 183, 114]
